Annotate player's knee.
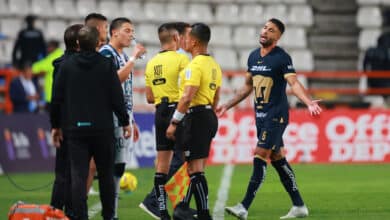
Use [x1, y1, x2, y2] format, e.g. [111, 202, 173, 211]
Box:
[114, 163, 125, 177]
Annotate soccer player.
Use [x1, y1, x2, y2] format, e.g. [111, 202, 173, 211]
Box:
[99, 17, 146, 219]
[85, 13, 108, 49]
[166, 22, 222, 220]
[219, 18, 322, 220]
[144, 23, 190, 220]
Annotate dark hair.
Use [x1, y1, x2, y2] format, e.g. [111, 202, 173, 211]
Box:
[269, 18, 285, 34]
[64, 24, 83, 51]
[190, 23, 211, 44]
[25, 14, 37, 28]
[78, 26, 99, 51]
[173, 22, 190, 35]
[84, 13, 107, 24]
[158, 23, 178, 44]
[109, 17, 132, 36]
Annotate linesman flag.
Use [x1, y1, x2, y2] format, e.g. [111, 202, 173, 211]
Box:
[164, 162, 190, 208]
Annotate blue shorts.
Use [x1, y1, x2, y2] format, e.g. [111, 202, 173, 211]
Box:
[256, 120, 287, 152]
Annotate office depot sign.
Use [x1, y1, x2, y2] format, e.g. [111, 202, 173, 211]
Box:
[209, 109, 390, 164]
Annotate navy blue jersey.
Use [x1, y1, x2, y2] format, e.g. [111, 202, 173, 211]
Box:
[247, 46, 296, 125]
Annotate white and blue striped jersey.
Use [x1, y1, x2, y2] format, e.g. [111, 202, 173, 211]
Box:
[99, 44, 133, 127]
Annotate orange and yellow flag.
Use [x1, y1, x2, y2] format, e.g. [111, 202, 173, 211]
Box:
[164, 162, 190, 208]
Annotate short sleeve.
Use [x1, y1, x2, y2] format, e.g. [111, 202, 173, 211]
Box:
[144, 62, 152, 87]
[282, 53, 296, 77]
[183, 63, 201, 87]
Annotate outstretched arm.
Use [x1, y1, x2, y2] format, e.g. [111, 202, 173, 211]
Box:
[286, 74, 322, 116]
[216, 73, 253, 117]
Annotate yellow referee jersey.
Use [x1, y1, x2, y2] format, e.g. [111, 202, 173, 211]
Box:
[179, 54, 222, 107]
[145, 50, 190, 105]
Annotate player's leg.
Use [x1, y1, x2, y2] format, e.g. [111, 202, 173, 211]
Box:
[154, 150, 173, 219]
[271, 136, 308, 219]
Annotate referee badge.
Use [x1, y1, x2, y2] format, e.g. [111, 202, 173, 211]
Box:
[185, 69, 192, 80]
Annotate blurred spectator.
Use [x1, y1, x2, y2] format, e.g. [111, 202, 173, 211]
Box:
[12, 15, 46, 68]
[9, 63, 40, 113]
[363, 32, 390, 99]
[32, 40, 63, 111]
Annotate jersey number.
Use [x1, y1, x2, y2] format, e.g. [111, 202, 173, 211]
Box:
[253, 75, 273, 106]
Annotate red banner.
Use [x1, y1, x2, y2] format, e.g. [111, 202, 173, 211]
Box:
[208, 109, 390, 164]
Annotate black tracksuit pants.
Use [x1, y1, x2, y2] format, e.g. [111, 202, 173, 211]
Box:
[67, 132, 115, 220]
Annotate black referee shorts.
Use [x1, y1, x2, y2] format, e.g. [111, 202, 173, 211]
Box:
[178, 106, 218, 161]
[155, 102, 177, 151]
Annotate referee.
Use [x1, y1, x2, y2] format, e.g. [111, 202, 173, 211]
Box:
[144, 23, 190, 220]
[166, 23, 222, 220]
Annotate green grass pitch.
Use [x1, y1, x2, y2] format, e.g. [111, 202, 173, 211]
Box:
[1, 164, 389, 219]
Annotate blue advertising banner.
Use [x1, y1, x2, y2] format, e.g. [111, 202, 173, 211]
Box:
[0, 113, 157, 173]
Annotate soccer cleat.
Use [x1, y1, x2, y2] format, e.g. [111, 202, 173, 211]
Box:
[173, 204, 196, 220]
[225, 203, 248, 220]
[139, 202, 160, 220]
[280, 205, 309, 219]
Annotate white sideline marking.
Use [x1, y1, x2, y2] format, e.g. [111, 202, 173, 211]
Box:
[212, 164, 235, 220]
[88, 202, 102, 219]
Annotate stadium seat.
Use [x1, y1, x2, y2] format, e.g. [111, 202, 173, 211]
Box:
[0, 40, 13, 64]
[240, 4, 266, 25]
[281, 0, 307, 4]
[76, 0, 97, 18]
[121, 1, 144, 22]
[8, 0, 29, 16]
[212, 48, 239, 70]
[357, 6, 382, 27]
[30, 0, 54, 18]
[230, 74, 246, 90]
[98, 0, 120, 19]
[290, 49, 314, 71]
[124, 45, 160, 69]
[166, 2, 188, 22]
[233, 26, 259, 48]
[35, 19, 46, 31]
[288, 5, 314, 27]
[356, 0, 381, 5]
[0, 18, 22, 38]
[53, 0, 79, 19]
[0, 0, 8, 16]
[215, 3, 239, 24]
[279, 27, 307, 49]
[238, 48, 253, 70]
[359, 29, 381, 50]
[136, 24, 159, 45]
[209, 25, 232, 47]
[46, 20, 67, 41]
[265, 4, 287, 23]
[188, 3, 214, 23]
[383, 0, 390, 5]
[144, 2, 166, 22]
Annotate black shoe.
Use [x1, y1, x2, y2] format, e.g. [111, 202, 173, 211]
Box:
[139, 202, 160, 219]
[161, 213, 171, 220]
[189, 208, 198, 219]
[173, 204, 195, 220]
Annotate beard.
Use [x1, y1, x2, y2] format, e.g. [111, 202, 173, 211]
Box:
[259, 38, 273, 48]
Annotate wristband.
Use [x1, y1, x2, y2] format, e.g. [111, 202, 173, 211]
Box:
[129, 56, 136, 63]
[172, 110, 185, 121]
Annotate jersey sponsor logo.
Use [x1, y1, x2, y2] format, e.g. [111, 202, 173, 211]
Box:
[153, 64, 163, 78]
[250, 65, 271, 72]
[153, 78, 166, 85]
[209, 83, 216, 90]
[256, 112, 268, 118]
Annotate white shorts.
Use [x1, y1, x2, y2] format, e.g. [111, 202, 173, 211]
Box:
[113, 116, 134, 164]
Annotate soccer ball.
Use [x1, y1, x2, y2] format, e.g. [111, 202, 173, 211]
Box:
[120, 172, 138, 192]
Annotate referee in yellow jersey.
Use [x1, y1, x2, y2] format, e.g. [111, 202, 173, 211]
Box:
[144, 23, 190, 220]
[166, 23, 222, 220]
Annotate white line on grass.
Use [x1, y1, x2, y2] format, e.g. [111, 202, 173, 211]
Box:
[212, 164, 235, 220]
[88, 202, 102, 219]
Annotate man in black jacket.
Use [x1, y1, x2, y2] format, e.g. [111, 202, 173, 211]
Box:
[50, 26, 131, 220]
[49, 23, 83, 217]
